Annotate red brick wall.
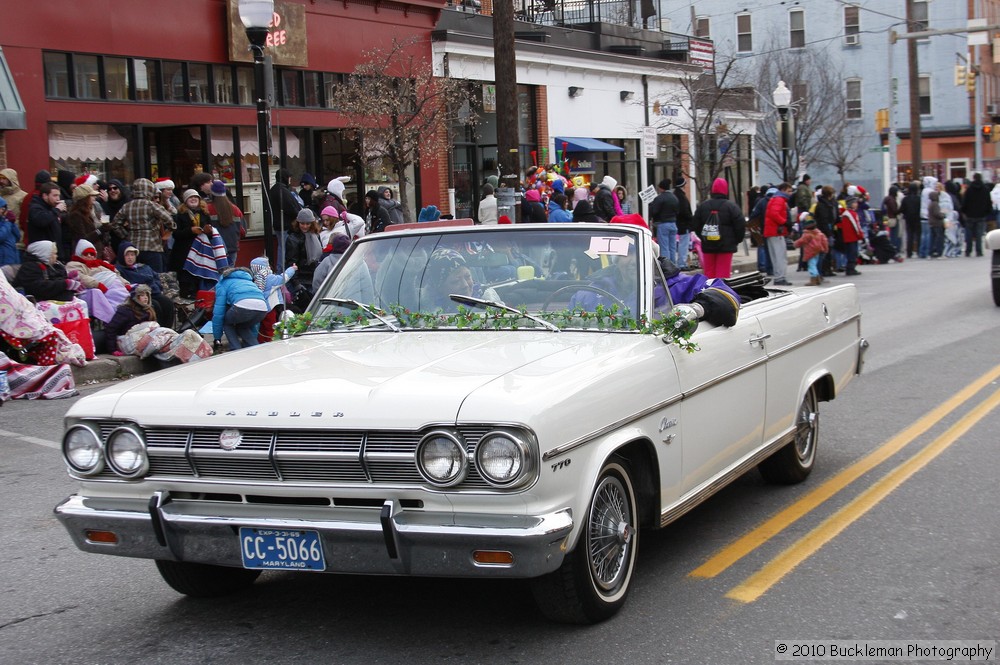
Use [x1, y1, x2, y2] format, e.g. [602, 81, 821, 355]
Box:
[535, 86, 549, 166]
[0, 133, 6, 170]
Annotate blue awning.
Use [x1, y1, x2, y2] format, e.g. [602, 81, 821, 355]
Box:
[555, 137, 624, 153]
[0, 47, 26, 131]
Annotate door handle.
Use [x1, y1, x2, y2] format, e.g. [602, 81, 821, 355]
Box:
[749, 333, 771, 348]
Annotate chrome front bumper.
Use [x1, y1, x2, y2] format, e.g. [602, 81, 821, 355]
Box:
[54, 492, 574, 578]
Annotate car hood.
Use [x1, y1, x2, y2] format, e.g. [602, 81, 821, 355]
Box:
[71, 331, 657, 429]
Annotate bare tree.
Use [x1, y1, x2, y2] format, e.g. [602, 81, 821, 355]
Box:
[736, 36, 865, 187]
[339, 38, 478, 221]
[652, 58, 760, 201]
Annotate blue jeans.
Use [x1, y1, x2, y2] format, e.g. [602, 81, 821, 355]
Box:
[677, 230, 691, 268]
[657, 221, 678, 262]
[807, 255, 822, 277]
[965, 218, 985, 256]
[138, 250, 164, 273]
[224, 306, 267, 349]
[930, 226, 944, 257]
[918, 221, 931, 258]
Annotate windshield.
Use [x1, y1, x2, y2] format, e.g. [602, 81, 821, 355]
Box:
[307, 226, 651, 332]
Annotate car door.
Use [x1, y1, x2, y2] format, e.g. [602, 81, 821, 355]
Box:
[670, 314, 767, 495]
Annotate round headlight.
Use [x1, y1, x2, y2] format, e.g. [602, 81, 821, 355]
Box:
[476, 431, 531, 487]
[105, 427, 148, 478]
[417, 431, 468, 486]
[63, 425, 104, 475]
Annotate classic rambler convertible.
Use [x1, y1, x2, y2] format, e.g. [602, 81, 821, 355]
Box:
[56, 222, 866, 623]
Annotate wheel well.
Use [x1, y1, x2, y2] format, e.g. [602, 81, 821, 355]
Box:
[612, 439, 660, 529]
[812, 373, 835, 403]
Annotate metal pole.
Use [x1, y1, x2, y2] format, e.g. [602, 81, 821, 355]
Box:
[887, 30, 898, 187]
[250, 38, 275, 266]
[974, 42, 983, 173]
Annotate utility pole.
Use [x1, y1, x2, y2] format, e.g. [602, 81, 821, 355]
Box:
[493, 0, 520, 221]
[906, 0, 922, 180]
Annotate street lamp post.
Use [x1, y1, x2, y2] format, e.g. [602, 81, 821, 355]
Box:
[772, 81, 793, 183]
[239, 0, 276, 266]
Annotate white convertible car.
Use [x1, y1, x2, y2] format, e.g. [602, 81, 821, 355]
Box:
[56, 222, 866, 623]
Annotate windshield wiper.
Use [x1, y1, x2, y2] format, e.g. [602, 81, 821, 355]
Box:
[450, 294, 560, 332]
[319, 298, 402, 333]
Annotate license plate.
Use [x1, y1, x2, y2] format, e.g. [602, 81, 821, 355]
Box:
[239, 527, 325, 571]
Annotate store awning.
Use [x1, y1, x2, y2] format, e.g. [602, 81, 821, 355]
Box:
[49, 124, 128, 161]
[0, 47, 26, 130]
[555, 137, 625, 153]
[192, 127, 301, 158]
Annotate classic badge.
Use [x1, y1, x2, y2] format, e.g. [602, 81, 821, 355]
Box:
[219, 429, 243, 451]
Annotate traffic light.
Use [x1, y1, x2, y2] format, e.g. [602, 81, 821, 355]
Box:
[967, 68, 977, 93]
[982, 124, 992, 141]
[955, 64, 967, 86]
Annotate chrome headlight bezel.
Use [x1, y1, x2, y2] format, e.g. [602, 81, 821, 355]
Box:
[62, 424, 104, 476]
[105, 426, 149, 479]
[475, 429, 534, 488]
[416, 430, 469, 487]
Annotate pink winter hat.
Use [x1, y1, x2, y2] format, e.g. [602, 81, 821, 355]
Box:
[711, 178, 729, 196]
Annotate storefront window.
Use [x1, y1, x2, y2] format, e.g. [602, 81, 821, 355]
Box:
[134, 59, 160, 101]
[189, 63, 210, 103]
[74, 54, 101, 100]
[162, 61, 186, 102]
[49, 123, 135, 188]
[281, 70, 302, 106]
[43, 52, 69, 98]
[213, 65, 234, 104]
[236, 66, 254, 105]
[304, 72, 321, 107]
[323, 73, 342, 110]
[104, 57, 130, 100]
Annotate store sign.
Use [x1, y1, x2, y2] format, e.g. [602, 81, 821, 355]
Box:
[228, 0, 308, 68]
[642, 126, 657, 158]
[570, 158, 595, 174]
[688, 38, 715, 74]
[483, 84, 497, 113]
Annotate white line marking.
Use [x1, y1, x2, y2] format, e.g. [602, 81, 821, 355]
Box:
[0, 428, 60, 450]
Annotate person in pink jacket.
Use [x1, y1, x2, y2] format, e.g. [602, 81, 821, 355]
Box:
[793, 213, 829, 286]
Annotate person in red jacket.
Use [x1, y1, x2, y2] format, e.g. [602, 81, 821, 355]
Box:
[763, 182, 793, 285]
[835, 196, 864, 276]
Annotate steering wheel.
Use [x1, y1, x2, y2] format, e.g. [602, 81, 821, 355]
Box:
[541, 284, 629, 312]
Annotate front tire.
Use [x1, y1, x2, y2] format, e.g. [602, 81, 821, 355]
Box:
[155, 560, 261, 598]
[532, 458, 638, 624]
[759, 388, 819, 485]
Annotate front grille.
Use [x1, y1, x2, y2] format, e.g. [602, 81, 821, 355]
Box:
[85, 422, 502, 489]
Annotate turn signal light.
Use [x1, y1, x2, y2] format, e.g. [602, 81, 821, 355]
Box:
[473, 550, 514, 565]
[84, 530, 119, 544]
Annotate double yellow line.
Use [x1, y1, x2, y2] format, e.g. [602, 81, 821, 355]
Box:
[689, 362, 1000, 603]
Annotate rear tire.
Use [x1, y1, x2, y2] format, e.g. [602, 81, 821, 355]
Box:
[532, 458, 638, 624]
[759, 388, 819, 485]
[155, 560, 261, 598]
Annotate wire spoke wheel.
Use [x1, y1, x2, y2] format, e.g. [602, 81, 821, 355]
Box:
[588, 474, 633, 592]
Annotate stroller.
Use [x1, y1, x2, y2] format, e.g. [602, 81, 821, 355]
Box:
[860, 221, 904, 264]
[943, 215, 965, 258]
[175, 289, 216, 333]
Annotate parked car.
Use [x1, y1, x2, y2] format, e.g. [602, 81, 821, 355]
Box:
[55, 222, 867, 623]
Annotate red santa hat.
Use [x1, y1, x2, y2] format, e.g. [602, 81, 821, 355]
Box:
[73, 174, 98, 189]
[609, 213, 649, 231]
[155, 177, 176, 191]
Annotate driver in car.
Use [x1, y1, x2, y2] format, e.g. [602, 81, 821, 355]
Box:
[421, 247, 502, 311]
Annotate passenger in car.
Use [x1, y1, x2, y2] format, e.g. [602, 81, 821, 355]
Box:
[420, 248, 501, 311]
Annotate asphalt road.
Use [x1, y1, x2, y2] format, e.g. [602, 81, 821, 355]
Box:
[1, 255, 998, 664]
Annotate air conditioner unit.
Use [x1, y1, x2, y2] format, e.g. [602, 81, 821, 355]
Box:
[987, 103, 999, 117]
[844, 34, 860, 46]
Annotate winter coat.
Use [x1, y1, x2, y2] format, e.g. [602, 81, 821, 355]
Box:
[674, 187, 693, 234]
[116, 256, 164, 296]
[919, 176, 939, 220]
[520, 200, 547, 223]
[793, 183, 814, 213]
[376, 187, 405, 225]
[13, 259, 74, 301]
[100, 179, 129, 219]
[836, 209, 864, 244]
[170, 207, 209, 273]
[793, 228, 829, 261]
[813, 196, 838, 237]
[0, 168, 28, 222]
[648, 190, 679, 225]
[547, 200, 573, 223]
[66, 204, 103, 256]
[104, 304, 153, 353]
[208, 199, 245, 257]
[692, 194, 746, 254]
[899, 183, 922, 224]
[961, 180, 993, 219]
[268, 181, 304, 231]
[0, 213, 21, 265]
[593, 185, 616, 222]
[212, 269, 267, 339]
[27, 194, 65, 254]
[763, 194, 792, 238]
[478, 195, 498, 225]
[110, 179, 175, 252]
[366, 204, 392, 234]
[927, 192, 946, 229]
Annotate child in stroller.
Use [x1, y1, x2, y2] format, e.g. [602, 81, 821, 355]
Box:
[860, 218, 905, 264]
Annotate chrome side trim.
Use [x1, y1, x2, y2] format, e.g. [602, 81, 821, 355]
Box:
[542, 312, 862, 462]
[659, 427, 796, 527]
